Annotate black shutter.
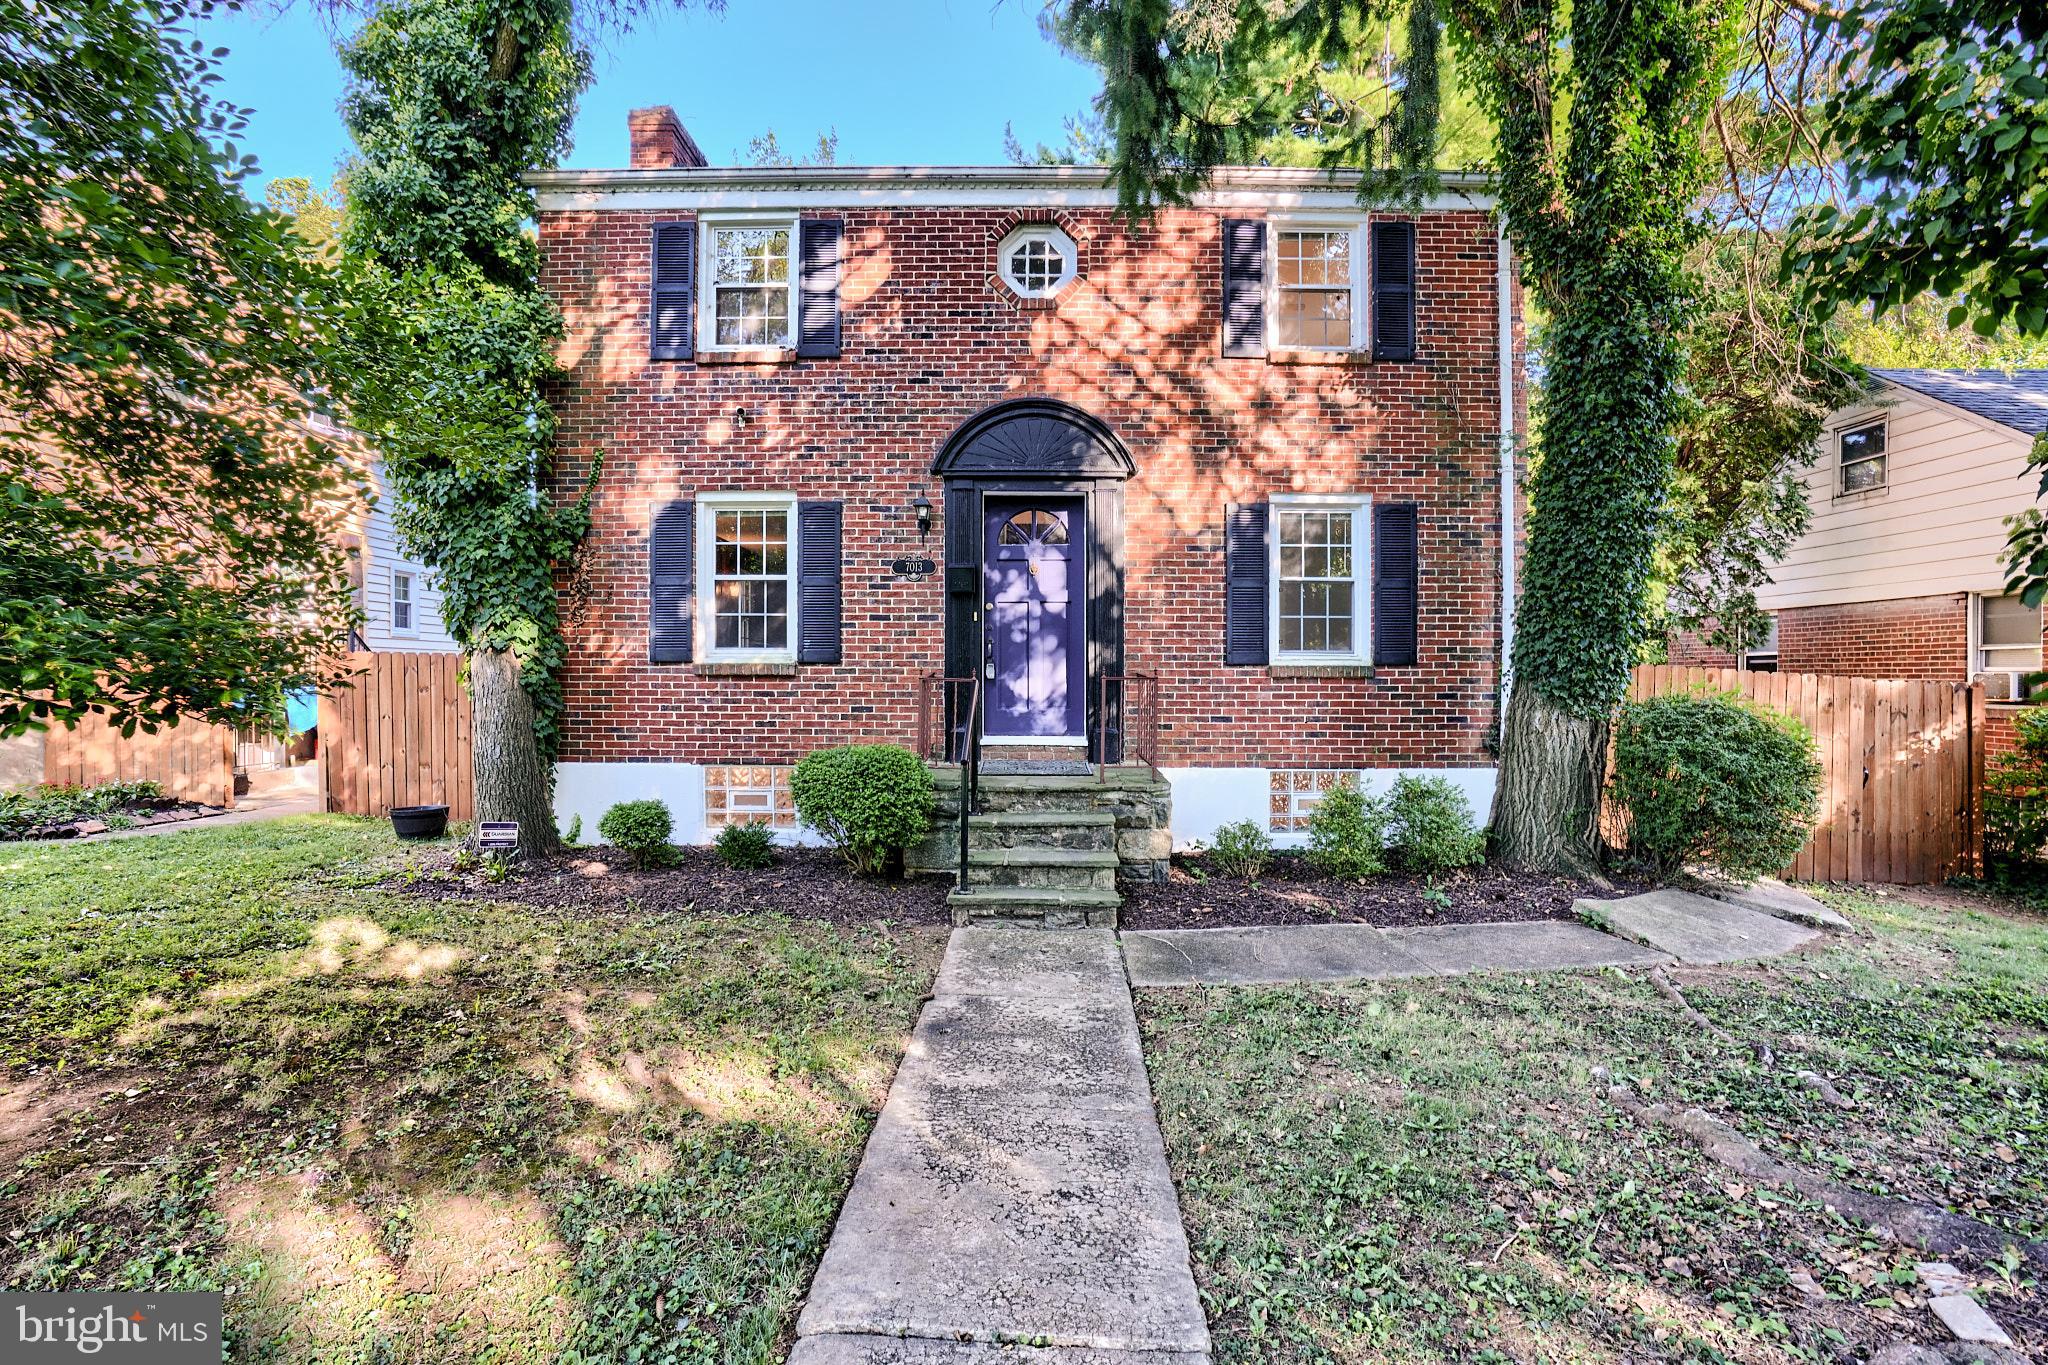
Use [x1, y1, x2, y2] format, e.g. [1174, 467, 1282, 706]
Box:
[1224, 502, 1269, 665]
[1221, 219, 1267, 358]
[796, 500, 843, 664]
[650, 221, 695, 361]
[796, 218, 843, 358]
[649, 500, 694, 663]
[1371, 219, 1416, 361]
[1373, 502, 1419, 666]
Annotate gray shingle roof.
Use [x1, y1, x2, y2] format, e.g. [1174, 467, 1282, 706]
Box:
[1869, 368, 2048, 437]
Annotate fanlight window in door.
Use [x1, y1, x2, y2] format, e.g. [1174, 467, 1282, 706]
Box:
[997, 508, 1070, 546]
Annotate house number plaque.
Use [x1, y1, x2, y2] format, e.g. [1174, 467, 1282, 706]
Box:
[891, 556, 936, 580]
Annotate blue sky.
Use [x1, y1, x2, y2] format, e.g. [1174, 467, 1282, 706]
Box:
[194, 1, 1105, 199]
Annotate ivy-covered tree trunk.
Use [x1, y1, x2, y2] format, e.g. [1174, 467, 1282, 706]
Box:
[470, 646, 556, 856]
[338, 0, 595, 860]
[1449, 0, 1736, 871]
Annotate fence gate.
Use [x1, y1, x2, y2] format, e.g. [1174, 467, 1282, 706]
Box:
[1625, 666, 1981, 885]
[319, 651, 473, 822]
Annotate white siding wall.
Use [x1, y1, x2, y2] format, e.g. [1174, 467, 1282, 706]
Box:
[360, 462, 460, 653]
[1757, 389, 2037, 610]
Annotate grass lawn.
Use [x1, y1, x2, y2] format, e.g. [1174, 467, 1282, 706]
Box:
[1139, 885, 2048, 1362]
[0, 816, 943, 1363]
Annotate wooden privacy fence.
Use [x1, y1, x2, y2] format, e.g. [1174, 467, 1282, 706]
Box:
[1624, 666, 1981, 884]
[43, 713, 235, 808]
[320, 651, 473, 822]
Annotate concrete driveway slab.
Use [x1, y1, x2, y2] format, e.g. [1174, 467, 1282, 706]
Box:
[1577, 889, 1820, 964]
[1120, 924, 1437, 987]
[1383, 919, 1671, 975]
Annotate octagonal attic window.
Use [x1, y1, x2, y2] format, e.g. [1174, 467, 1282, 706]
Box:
[999, 225, 1077, 299]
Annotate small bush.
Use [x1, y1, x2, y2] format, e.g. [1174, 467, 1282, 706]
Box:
[1386, 775, 1486, 874]
[790, 744, 933, 877]
[597, 799, 673, 869]
[1609, 691, 1822, 882]
[1306, 779, 1388, 881]
[714, 820, 777, 871]
[1209, 819, 1273, 879]
[563, 813, 582, 846]
[1984, 705, 2048, 871]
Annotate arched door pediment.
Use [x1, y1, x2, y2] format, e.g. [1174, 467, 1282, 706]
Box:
[932, 398, 1134, 480]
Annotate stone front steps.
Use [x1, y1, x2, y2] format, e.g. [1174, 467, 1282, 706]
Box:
[916, 765, 1173, 928]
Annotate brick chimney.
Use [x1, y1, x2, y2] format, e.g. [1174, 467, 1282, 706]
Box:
[628, 106, 708, 170]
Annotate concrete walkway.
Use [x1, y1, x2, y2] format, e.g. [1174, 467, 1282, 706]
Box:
[1123, 918, 1670, 988]
[791, 929, 1210, 1365]
[1576, 888, 1821, 964]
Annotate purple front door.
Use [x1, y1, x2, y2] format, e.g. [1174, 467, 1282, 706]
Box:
[984, 500, 1086, 739]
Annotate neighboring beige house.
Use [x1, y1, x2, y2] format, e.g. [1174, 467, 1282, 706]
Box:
[1674, 369, 2048, 690]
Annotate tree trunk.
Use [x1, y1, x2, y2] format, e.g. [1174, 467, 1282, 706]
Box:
[469, 645, 560, 859]
[1489, 683, 1611, 875]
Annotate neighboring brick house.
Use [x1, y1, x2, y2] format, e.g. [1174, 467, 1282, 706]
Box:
[1671, 369, 2048, 692]
[531, 106, 1524, 867]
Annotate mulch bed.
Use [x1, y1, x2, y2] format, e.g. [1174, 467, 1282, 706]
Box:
[401, 845, 955, 930]
[6, 799, 226, 842]
[1119, 854, 1643, 931]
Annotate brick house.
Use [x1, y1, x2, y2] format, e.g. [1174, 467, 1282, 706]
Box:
[531, 107, 1523, 915]
[1670, 369, 2048, 691]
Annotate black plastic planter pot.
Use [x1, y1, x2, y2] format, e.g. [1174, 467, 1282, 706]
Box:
[390, 804, 449, 840]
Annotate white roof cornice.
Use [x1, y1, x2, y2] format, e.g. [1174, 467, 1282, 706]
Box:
[526, 163, 1498, 213]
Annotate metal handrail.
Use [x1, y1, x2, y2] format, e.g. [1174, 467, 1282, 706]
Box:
[958, 678, 980, 892]
[915, 671, 983, 892]
[1096, 671, 1160, 778]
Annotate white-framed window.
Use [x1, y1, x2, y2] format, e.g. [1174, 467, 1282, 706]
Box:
[1270, 493, 1371, 663]
[700, 218, 796, 350]
[997, 224, 1078, 299]
[697, 493, 799, 661]
[1270, 220, 1367, 351]
[390, 569, 415, 634]
[1975, 593, 2042, 680]
[1838, 419, 1887, 494]
[1742, 614, 1778, 672]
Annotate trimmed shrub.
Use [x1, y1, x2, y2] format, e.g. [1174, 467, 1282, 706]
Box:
[1609, 691, 1822, 882]
[714, 820, 777, 871]
[597, 799, 673, 869]
[1306, 779, 1388, 881]
[790, 744, 933, 877]
[1983, 705, 2048, 871]
[1209, 819, 1273, 879]
[1386, 774, 1486, 874]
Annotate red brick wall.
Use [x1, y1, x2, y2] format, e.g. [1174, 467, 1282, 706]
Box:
[540, 205, 1514, 768]
[1667, 629, 1738, 668]
[1773, 594, 1970, 680]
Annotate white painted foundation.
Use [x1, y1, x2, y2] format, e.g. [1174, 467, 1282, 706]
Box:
[557, 760, 1495, 852]
[1162, 765, 1499, 850]
[554, 760, 829, 847]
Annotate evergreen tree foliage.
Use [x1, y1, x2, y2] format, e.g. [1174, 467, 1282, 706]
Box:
[0, 0, 363, 738]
